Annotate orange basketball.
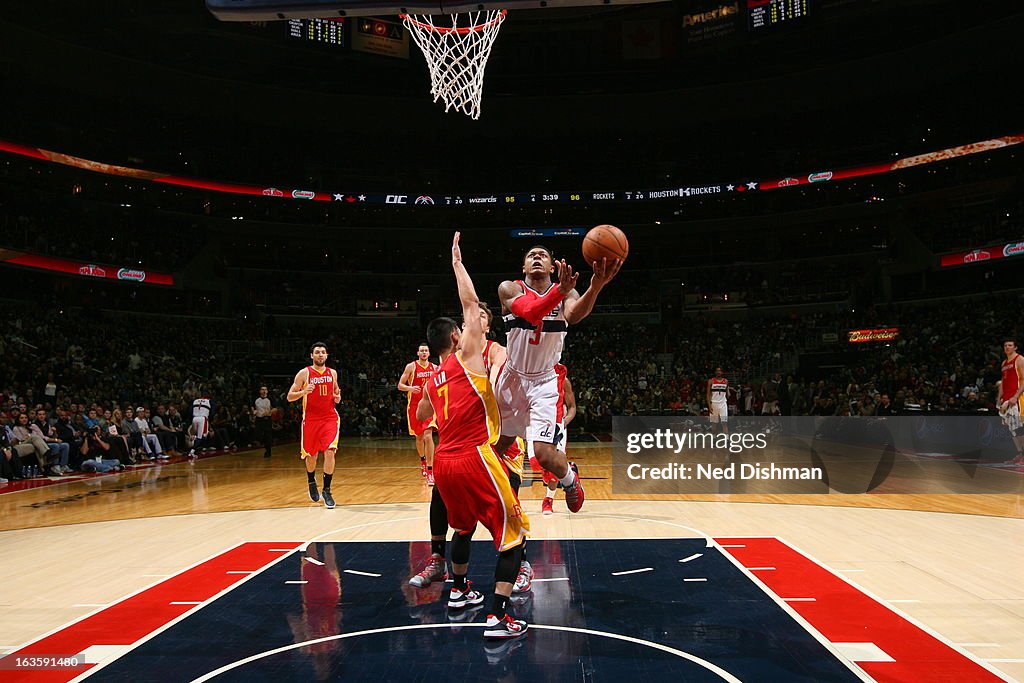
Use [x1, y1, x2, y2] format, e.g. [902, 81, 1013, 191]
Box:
[582, 224, 628, 266]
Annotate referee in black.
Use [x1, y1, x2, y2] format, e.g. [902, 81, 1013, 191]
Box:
[254, 385, 274, 458]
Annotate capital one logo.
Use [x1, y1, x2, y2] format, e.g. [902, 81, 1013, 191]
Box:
[386, 195, 408, 204]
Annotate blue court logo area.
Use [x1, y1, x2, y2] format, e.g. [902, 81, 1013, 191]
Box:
[97, 540, 863, 682]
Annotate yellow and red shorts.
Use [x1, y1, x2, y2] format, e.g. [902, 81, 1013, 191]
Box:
[433, 445, 530, 551]
[301, 416, 340, 458]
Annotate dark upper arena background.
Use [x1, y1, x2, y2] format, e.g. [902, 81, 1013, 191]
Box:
[1, 0, 1022, 441]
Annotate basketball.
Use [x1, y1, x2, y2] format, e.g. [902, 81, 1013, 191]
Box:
[582, 224, 629, 266]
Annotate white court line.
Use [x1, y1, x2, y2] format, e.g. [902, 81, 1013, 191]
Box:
[611, 567, 654, 576]
[780, 538, 1016, 683]
[190, 623, 744, 683]
[303, 557, 325, 566]
[343, 570, 381, 578]
[285, 581, 308, 585]
[748, 567, 776, 571]
[783, 598, 817, 602]
[679, 553, 703, 563]
[169, 602, 202, 605]
[69, 543, 298, 683]
[683, 578, 708, 582]
[533, 577, 570, 583]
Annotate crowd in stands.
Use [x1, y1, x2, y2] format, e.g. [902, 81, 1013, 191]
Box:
[1, 288, 1019, 481]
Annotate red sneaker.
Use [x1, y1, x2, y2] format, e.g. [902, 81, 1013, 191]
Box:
[541, 497, 554, 515]
[421, 462, 428, 477]
[427, 472, 435, 486]
[562, 462, 584, 513]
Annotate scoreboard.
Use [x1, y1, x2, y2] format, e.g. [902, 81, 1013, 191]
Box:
[287, 18, 346, 46]
[747, 0, 808, 31]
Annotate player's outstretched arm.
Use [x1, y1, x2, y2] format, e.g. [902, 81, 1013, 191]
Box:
[286, 368, 312, 402]
[563, 256, 623, 325]
[451, 232, 485, 372]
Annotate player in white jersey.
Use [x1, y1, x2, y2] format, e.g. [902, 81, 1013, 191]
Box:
[188, 391, 213, 457]
[706, 367, 729, 435]
[494, 245, 621, 513]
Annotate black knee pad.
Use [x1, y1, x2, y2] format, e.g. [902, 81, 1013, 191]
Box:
[495, 542, 524, 584]
[429, 486, 449, 537]
[450, 528, 475, 565]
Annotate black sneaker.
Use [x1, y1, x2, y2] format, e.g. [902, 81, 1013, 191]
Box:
[448, 581, 485, 609]
[483, 613, 528, 639]
[323, 489, 335, 509]
[308, 481, 320, 503]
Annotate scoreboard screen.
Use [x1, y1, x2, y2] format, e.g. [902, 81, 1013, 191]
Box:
[747, 0, 808, 31]
[287, 18, 346, 46]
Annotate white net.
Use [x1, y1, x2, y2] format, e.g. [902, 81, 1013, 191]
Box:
[401, 10, 507, 120]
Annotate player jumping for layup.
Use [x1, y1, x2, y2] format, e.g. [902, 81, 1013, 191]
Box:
[494, 245, 621, 512]
[288, 342, 341, 509]
[999, 339, 1024, 464]
[398, 344, 438, 484]
[417, 233, 530, 639]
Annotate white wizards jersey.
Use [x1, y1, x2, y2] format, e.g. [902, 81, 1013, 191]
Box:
[503, 280, 567, 376]
[192, 398, 212, 419]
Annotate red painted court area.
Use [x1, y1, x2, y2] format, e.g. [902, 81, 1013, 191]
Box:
[3, 542, 298, 682]
[718, 537, 1007, 683]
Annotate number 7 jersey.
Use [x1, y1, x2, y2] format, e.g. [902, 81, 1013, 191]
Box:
[425, 352, 501, 458]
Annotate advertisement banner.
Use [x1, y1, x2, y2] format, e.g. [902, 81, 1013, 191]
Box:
[1, 252, 174, 286]
[938, 242, 1024, 268]
[847, 328, 899, 343]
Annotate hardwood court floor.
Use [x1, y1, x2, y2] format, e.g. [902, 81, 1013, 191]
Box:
[0, 438, 1022, 680]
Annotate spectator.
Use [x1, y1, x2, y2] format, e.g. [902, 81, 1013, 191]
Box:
[14, 412, 65, 475]
[253, 385, 273, 458]
[135, 407, 166, 459]
[151, 406, 178, 456]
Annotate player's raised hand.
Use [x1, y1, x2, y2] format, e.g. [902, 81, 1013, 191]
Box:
[590, 257, 623, 290]
[452, 231, 462, 267]
[556, 259, 579, 295]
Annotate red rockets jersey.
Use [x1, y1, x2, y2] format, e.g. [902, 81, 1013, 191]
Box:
[406, 360, 438, 407]
[426, 352, 500, 458]
[1002, 354, 1021, 402]
[303, 366, 337, 421]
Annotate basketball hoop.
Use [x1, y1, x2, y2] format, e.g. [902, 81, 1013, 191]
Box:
[400, 9, 507, 120]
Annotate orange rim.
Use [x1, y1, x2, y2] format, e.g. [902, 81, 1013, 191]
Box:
[400, 9, 507, 34]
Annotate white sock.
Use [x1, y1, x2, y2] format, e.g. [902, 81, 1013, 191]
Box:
[544, 488, 555, 500]
[558, 467, 576, 488]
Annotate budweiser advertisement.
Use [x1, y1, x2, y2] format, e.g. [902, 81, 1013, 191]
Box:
[848, 328, 900, 343]
[939, 240, 1024, 268]
[1, 252, 174, 286]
